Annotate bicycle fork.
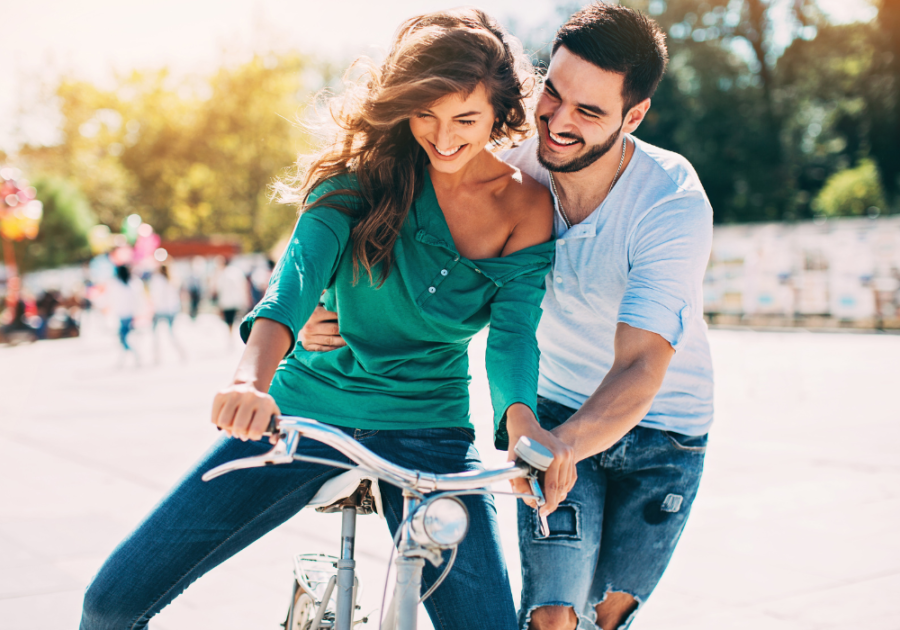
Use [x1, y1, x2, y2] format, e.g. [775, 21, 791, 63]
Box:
[385, 490, 457, 630]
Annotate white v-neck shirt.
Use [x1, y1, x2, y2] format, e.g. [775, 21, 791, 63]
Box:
[503, 135, 714, 436]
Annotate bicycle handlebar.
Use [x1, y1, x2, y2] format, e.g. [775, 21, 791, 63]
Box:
[202, 415, 550, 494]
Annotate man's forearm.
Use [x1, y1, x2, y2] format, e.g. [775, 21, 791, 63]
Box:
[553, 360, 665, 462]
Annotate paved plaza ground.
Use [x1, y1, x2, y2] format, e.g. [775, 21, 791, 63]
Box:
[1, 314, 898, 629]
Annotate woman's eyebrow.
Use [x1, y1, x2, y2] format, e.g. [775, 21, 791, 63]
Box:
[453, 110, 482, 118]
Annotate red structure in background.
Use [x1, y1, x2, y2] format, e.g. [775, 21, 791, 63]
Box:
[159, 239, 242, 259]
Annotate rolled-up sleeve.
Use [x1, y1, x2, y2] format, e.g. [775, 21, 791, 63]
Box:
[618, 191, 712, 350]
[240, 181, 355, 352]
[485, 257, 553, 450]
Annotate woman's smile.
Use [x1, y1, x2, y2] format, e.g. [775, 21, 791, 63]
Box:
[430, 142, 468, 159]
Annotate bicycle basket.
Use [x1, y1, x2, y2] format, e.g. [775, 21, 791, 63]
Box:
[294, 553, 339, 604]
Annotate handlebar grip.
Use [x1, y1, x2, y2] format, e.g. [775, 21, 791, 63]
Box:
[514, 436, 554, 472]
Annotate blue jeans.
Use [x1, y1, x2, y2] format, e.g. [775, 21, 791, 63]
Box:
[518, 397, 708, 630]
[152, 313, 175, 330]
[81, 426, 517, 630]
[117, 317, 133, 351]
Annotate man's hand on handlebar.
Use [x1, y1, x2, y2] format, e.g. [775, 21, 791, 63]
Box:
[299, 305, 346, 352]
[505, 404, 576, 516]
[212, 383, 281, 443]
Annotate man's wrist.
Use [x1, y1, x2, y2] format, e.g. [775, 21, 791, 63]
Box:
[550, 419, 583, 461]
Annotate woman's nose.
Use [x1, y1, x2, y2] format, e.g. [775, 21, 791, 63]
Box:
[436, 122, 455, 150]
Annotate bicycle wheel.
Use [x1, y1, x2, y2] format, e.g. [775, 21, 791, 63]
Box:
[285, 580, 316, 630]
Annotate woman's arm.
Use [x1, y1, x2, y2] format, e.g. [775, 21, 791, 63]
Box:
[485, 264, 576, 516]
[211, 318, 292, 442]
[212, 177, 358, 441]
[484, 169, 578, 512]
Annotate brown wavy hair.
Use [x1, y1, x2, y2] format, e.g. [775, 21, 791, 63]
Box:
[275, 8, 537, 285]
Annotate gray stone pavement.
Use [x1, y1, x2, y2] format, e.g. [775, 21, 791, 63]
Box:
[1, 314, 898, 629]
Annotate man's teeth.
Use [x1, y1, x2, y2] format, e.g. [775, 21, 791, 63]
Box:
[549, 131, 578, 146]
[434, 144, 463, 156]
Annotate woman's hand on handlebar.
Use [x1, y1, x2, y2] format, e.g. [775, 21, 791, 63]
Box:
[212, 383, 281, 443]
[299, 305, 346, 352]
[505, 404, 576, 516]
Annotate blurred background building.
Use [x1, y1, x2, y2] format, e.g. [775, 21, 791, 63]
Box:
[707, 216, 900, 329]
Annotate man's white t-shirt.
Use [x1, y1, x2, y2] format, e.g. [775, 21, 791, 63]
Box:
[504, 136, 714, 436]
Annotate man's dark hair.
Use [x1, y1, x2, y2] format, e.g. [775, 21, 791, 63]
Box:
[553, 3, 668, 114]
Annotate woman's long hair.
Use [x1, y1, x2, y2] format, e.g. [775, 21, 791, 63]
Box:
[275, 8, 537, 286]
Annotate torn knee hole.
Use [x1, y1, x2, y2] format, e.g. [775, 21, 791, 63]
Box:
[527, 604, 578, 630]
[594, 591, 639, 630]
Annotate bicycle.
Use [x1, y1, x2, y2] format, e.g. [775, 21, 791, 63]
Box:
[202, 415, 554, 630]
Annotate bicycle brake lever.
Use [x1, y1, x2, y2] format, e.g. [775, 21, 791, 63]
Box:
[201, 429, 300, 482]
[262, 414, 279, 437]
[527, 475, 550, 538]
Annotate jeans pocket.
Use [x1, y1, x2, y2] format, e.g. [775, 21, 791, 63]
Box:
[533, 501, 581, 541]
[664, 431, 708, 453]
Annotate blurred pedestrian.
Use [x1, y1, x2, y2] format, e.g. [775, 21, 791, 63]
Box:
[213, 256, 249, 346]
[108, 264, 144, 365]
[0, 297, 38, 344]
[186, 256, 205, 321]
[149, 263, 186, 363]
[35, 290, 60, 340]
[249, 258, 274, 307]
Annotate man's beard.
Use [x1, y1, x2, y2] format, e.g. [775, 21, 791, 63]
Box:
[536, 119, 624, 174]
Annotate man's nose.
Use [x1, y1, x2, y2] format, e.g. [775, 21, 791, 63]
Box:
[547, 104, 576, 136]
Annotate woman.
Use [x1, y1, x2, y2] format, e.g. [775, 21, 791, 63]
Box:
[80, 9, 573, 630]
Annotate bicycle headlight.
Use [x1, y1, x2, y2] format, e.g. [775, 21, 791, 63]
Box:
[410, 496, 469, 548]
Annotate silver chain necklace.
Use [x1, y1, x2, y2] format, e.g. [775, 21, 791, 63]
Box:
[549, 135, 627, 230]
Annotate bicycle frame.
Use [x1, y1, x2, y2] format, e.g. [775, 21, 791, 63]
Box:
[202, 415, 551, 630]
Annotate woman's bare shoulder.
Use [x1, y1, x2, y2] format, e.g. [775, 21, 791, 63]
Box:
[497, 168, 554, 254]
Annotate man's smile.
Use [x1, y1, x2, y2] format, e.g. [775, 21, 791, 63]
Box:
[548, 130, 580, 147]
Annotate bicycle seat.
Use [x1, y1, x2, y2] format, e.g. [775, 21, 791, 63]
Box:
[308, 468, 383, 518]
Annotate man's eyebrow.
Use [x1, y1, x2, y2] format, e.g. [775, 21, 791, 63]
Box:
[545, 78, 608, 117]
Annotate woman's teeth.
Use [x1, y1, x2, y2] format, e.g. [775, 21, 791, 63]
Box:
[434, 144, 464, 156]
[549, 131, 578, 146]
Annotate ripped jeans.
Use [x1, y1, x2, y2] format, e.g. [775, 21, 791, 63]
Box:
[518, 396, 708, 630]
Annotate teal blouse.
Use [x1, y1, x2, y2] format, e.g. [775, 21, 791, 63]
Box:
[241, 171, 554, 448]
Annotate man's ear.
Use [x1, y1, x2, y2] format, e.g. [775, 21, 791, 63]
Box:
[623, 99, 651, 134]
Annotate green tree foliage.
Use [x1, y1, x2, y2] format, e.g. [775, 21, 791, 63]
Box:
[21, 53, 315, 253]
[540, 0, 896, 222]
[811, 159, 886, 217]
[866, 0, 900, 200]
[15, 3, 898, 239]
[2, 176, 96, 272]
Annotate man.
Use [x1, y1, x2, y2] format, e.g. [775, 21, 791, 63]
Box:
[300, 5, 713, 630]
